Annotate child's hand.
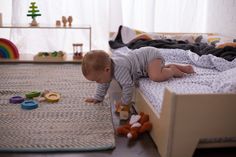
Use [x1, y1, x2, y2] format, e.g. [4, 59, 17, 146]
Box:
[115, 100, 130, 112]
[85, 98, 101, 104]
[115, 100, 123, 109]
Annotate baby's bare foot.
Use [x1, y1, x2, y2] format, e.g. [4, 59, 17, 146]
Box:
[173, 64, 194, 74]
[182, 65, 195, 74]
[170, 65, 184, 77]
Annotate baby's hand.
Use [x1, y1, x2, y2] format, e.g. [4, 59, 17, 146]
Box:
[115, 100, 122, 108]
[85, 98, 101, 104]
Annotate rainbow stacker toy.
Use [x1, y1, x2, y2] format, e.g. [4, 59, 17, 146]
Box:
[0, 38, 19, 59]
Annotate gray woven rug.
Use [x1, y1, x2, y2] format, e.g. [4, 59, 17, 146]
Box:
[0, 64, 115, 152]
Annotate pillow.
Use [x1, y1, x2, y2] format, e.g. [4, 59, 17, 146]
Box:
[113, 25, 154, 44]
[120, 26, 145, 44]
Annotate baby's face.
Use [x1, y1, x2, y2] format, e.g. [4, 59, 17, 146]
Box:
[85, 68, 112, 84]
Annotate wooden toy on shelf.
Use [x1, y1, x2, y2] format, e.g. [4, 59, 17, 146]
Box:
[73, 43, 83, 60]
[62, 16, 67, 27]
[0, 13, 2, 26]
[0, 38, 19, 59]
[27, 2, 41, 26]
[56, 20, 61, 27]
[68, 16, 73, 27]
[33, 51, 66, 62]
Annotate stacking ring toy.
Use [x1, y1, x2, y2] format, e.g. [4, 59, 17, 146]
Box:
[21, 100, 38, 110]
[9, 96, 25, 104]
[45, 92, 60, 102]
[25, 91, 41, 99]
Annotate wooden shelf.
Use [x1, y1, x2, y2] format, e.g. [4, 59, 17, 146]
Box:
[0, 53, 82, 63]
[0, 24, 91, 29]
[0, 24, 92, 51]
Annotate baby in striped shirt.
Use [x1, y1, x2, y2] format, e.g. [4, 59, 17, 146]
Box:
[81, 47, 194, 116]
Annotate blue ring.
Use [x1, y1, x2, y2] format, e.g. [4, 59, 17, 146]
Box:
[21, 100, 38, 110]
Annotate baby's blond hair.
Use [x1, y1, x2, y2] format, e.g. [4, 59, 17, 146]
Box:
[82, 50, 111, 76]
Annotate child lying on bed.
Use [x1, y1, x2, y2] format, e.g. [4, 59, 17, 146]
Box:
[81, 47, 194, 116]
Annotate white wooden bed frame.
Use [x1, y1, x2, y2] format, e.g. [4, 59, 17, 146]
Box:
[109, 31, 236, 157]
[134, 88, 236, 157]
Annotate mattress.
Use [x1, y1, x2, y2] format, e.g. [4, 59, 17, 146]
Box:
[130, 47, 236, 145]
[136, 47, 236, 114]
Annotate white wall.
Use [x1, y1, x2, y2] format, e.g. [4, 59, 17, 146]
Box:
[0, 0, 11, 38]
[0, 0, 12, 24]
[206, 0, 236, 37]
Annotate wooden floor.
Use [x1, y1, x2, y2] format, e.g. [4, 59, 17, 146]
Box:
[0, 81, 235, 157]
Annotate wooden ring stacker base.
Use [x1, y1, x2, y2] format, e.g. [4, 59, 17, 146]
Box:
[45, 92, 60, 102]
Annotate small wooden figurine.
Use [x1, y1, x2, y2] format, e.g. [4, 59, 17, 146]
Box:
[73, 43, 83, 60]
[62, 16, 67, 27]
[68, 16, 73, 27]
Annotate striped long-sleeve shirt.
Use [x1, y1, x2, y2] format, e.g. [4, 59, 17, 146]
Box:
[94, 47, 164, 104]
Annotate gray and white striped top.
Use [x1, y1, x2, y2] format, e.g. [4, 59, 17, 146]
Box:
[94, 47, 164, 104]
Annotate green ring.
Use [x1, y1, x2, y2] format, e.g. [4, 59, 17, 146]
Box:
[25, 91, 41, 99]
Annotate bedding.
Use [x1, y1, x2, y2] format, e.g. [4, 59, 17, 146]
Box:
[110, 25, 236, 61]
[112, 47, 236, 114]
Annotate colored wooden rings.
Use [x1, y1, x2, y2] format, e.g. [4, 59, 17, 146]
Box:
[21, 100, 38, 110]
[44, 92, 60, 102]
[9, 96, 24, 104]
[25, 91, 41, 99]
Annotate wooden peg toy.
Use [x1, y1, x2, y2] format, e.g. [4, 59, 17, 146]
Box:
[62, 16, 67, 27]
[68, 16, 73, 27]
[56, 20, 61, 27]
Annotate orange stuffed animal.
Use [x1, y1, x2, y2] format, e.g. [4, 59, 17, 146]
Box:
[116, 112, 152, 140]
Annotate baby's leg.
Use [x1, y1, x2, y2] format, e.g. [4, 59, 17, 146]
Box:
[148, 59, 184, 82]
[166, 64, 194, 74]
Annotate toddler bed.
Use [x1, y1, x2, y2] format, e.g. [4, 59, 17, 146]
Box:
[110, 26, 236, 157]
[112, 46, 236, 157]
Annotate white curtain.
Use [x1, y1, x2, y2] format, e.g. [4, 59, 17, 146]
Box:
[10, 0, 109, 54]
[119, 0, 207, 33]
[0, 0, 208, 55]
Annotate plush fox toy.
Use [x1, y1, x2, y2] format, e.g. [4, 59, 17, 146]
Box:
[116, 112, 152, 140]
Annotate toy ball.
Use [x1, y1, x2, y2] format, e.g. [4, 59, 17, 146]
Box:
[21, 100, 38, 110]
[9, 96, 25, 104]
[25, 91, 41, 99]
[44, 92, 60, 102]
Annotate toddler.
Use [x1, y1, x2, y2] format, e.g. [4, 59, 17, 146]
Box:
[81, 47, 194, 115]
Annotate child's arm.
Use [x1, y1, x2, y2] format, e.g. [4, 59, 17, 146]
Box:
[85, 83, 110, 104]
[120, 84, 135, 105]
[115, 67, 135, 106]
